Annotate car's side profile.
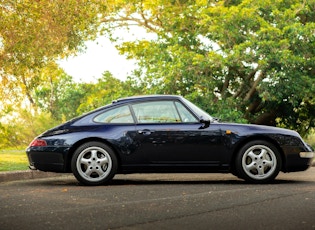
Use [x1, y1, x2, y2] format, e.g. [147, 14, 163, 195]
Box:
[26, 95, 314, 185]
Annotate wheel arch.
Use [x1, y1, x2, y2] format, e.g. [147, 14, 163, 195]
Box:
[65, 137, 122, 172]
[230, 135, 286, 173]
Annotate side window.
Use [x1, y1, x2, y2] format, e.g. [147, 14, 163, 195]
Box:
[132, 101, 181, 123]
[175, 101, 198, 122]
[93, 105, 134, 123]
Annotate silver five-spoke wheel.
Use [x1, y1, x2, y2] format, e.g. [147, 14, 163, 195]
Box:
[236, 140, 281, 183]
[71, 142, 117, 185]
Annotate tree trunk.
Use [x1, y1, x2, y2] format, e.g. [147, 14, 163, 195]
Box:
[21, 75, 36, 107]
[252, 110, 277, 126]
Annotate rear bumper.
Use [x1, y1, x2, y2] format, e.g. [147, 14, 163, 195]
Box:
[26, 147, 69, 173]
[29, 165, 37, 170]
[29, 162, 65, 172]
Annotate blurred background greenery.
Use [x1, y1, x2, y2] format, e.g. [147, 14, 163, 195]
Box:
[1, 0, 315, 171]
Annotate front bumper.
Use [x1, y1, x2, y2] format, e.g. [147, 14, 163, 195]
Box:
[300, 151, 315, 158]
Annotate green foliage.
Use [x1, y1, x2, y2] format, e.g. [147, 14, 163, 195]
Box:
[1, 0, 315, 152]
[0, 111, 59, 149]
[305, 129, 315, 149]
[34, 72, 90, 121]
[77, 72, 142, 113]
[0, 0, 100, 71]
[0, 0, 103, 119]
[104, 0, 315, 134]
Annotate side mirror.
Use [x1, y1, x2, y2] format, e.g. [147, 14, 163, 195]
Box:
[199, 118, 210, 129]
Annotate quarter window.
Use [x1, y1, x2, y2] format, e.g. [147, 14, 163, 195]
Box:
[94, 105, 134, 123]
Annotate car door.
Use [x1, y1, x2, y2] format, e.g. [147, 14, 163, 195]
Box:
[131, 100, 225, 168]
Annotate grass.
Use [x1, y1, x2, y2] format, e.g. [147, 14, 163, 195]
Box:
[0, 149, 29, 172]
[0, 133, 314, 172]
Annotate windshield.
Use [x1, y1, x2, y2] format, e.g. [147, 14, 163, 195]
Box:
[182, 98, 215, 122]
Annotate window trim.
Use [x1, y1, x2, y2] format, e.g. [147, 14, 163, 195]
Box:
[129, 99, 199, 124]
[93, 104, 135, 124]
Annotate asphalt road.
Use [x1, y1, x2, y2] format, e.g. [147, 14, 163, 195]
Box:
[1, 168, 315, 230]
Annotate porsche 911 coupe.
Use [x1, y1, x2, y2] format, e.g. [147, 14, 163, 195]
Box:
[26, 95, 314, 185]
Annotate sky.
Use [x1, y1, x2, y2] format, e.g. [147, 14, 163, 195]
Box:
[58, 37, 135, 82]
[58, 27, 155, 82]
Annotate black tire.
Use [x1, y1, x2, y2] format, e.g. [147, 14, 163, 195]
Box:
[235, 140, 282, 183]
[71, 141, 117, 186]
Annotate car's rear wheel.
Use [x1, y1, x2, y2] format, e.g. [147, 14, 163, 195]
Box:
[235, 140, 281, 183]
[71, 142, 117, 186]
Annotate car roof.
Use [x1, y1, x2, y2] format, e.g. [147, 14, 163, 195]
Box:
[112, 95, 183, 104]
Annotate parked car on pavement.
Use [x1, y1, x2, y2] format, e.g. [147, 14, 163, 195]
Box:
[26, 95, 314, 185]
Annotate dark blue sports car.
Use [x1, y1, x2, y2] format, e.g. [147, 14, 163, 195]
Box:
[26, 95, 314, 185]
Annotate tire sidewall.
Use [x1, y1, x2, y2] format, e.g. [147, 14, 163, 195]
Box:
[71, 141, 118, 186]
[235, 140, 282, 183]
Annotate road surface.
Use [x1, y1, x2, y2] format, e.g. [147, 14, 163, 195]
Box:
[1, 168, 315, 230]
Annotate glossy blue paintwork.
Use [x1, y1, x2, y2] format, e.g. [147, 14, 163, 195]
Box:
[26, 95, 314, 174]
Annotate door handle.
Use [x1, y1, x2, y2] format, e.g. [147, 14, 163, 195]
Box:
[138, 129, 154, 135]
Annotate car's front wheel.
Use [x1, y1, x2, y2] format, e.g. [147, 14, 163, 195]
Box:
[235, 140, 282, 183]
[71, 142, 117, 186]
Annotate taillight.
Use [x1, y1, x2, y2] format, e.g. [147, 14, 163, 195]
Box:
[29, 139, 47, 147]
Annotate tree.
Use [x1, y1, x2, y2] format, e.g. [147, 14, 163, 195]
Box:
[0, 110, 59, 148]
[101, 0, 315, 134]
[1, 0, 315, 138]
[77, 71, 142, 114]
[0, 0, 102, 109]
[34, 69, 90, 121]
